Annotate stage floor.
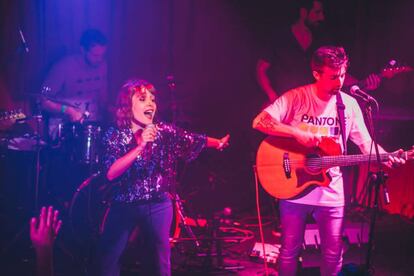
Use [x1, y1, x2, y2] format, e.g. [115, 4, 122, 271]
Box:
[1, 206, 414, 275]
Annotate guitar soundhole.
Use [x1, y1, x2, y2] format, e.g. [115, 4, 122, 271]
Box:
[305, 154, 321, 174]
[296, 168, 325, 188]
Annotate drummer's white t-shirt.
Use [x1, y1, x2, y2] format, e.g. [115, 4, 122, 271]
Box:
[264, 84, 372, 207]
[42, 54, 107, 138]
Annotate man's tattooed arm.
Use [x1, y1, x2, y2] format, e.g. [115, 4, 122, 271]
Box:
[252, 111, 296, 138]
[252, 111, 322, 147]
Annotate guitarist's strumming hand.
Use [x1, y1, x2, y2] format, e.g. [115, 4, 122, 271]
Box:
[293, 129, 322, 148]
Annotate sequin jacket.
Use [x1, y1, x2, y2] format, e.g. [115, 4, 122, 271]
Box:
[102, 122, 207, 203]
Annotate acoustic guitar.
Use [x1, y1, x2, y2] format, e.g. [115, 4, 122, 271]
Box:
[256, 136, 413, 199]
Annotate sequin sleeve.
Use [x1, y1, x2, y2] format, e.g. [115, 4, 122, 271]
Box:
[101, 127, 132, 178]
[161, 123, 207, 162]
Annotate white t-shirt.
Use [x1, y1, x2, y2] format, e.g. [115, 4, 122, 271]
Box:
[264, 84, 372, 207]
[42, 54, 108, 137]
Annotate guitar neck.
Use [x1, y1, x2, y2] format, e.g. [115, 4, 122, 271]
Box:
[319, 152, 404, 168]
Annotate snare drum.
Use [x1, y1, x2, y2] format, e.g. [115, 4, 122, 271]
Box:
[58, 122, 102, 164]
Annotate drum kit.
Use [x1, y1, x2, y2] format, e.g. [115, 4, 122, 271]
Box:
[0, 108, 102, 164]
[0, 101, 104, 216]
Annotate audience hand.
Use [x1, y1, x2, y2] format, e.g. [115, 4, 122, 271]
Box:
[30, 206, 62, 250]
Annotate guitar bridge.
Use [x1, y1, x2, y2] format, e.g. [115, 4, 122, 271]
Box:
[283, 152, 291, 179]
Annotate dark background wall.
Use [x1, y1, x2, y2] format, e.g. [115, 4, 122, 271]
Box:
[1, 0, 413, 213]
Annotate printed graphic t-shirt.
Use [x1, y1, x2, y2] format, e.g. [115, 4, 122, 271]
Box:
[264, 84, 372, 207]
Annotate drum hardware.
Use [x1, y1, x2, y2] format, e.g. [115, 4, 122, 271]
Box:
[56, 122, 102, 165]
[68, 171, 106, 238]
[170, 193, 201, 247]
[32, 100, 45, 212]
[0, 104, 46, 257]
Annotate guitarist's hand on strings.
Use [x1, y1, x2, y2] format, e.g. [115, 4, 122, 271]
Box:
[293, 129, 322, 148]
[384, 148, 408, 169]
[363, 73, 381, 91]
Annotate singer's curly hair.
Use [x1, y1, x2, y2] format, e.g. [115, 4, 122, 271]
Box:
[311, 45, 349, 73]
[115, 79, 157, 129]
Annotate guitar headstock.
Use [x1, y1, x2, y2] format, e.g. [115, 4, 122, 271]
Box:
[404, 147, 414, 161]
[381, 59, 413, 79]
[0, 109, 26, 121]
[0, 109, 26, 130]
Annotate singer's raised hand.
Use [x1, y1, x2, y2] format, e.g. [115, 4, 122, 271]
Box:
[206, 134, 230, 151]
[217, 134, 230, 151]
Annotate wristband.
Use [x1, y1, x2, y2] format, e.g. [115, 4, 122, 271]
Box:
[61, 104, 67, 113]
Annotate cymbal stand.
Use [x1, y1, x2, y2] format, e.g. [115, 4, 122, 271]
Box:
[32, 98, 44, 212]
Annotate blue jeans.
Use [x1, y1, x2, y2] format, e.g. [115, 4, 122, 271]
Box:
[92, 194, 173, 276]
[278, 200, 344, 276]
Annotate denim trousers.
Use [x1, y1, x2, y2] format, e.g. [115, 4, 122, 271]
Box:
[92, 193, 173, 276]
[278, 200, 344, 276]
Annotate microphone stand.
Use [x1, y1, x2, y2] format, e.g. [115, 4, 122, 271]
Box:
[359, 97, 389, 275]
[33, 99, 44, 212]
[166, 74, 200, 248]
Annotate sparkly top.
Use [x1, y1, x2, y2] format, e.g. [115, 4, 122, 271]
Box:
[102, 122, 207, 203]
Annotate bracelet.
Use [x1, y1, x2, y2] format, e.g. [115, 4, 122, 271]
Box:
[61, 104, 67, 113]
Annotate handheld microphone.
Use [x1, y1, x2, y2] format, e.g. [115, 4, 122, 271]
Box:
[18, 28, 29, 53]
[144, 123, 158, 160]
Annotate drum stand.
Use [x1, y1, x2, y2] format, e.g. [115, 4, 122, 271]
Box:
[172, 193, 200, 247]
[33, 113, 43, 211]
[0, 102, 45, 257]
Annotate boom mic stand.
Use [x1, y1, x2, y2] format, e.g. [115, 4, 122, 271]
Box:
[357, 94, 389, 275]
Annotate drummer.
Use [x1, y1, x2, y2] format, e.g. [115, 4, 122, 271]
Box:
[41, 29, 108, 139]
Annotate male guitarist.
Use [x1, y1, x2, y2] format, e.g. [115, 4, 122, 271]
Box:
[256, 0, 381, 105]
[252, 46, 406, 276]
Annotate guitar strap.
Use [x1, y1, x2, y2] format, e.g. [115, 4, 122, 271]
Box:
[336, 92, 354, 206]
[336, 92, 347, 155]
